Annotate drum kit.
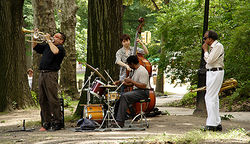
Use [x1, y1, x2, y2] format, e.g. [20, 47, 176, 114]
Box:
[81, 63, 122, 129]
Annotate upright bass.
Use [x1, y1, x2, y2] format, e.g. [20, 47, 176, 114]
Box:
[127, 17, 156, 114]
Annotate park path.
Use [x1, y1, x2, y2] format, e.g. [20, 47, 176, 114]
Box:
[0, 79, 249, 143]
[0, 93, 250, 144]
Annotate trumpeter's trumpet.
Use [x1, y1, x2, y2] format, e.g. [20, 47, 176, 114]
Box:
[22, 27, 54, 43]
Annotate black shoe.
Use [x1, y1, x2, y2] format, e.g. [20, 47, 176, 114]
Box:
[201, 124, 222, 132]
[42, 122, 51, 130]
[125, 112, 136, 120]
[52, 123, 64, 131]
[216, 124, 222, 131]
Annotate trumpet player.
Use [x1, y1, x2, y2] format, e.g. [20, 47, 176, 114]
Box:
[33, 29, 66, 131]
[201, 30, 224, 132]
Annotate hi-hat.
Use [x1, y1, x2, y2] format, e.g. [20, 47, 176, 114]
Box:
[85, 63, 107, 82]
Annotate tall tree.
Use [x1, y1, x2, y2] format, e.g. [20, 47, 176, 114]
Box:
[0, 0, 34, 111]
[57, 0, 78, 99]
[31, 0, 57, 94]
[155, 32, 167, 94]
[74, 0, 123, 117]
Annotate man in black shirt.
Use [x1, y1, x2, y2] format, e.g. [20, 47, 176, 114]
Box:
[33, 31, 66, 131]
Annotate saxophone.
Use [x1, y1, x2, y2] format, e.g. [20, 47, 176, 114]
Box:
[191, 78, 238, 93]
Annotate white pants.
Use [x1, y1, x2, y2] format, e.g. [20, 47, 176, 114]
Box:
[205, 70, 224, 126]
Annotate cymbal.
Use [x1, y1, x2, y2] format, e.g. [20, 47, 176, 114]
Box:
[85, 63, 107, 82]
[100, 85, 117, 88]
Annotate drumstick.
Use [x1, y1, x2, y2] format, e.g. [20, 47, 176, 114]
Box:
[104, 70, 115, 84]
[114, 75, 131, 92]
[115, 81, 124, 92]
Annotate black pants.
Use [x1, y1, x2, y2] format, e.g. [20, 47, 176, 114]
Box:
[38, 71, 61, 125]
[116, 89, 149, 123]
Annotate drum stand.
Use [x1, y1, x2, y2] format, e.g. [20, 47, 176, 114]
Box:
[98, 88, 121, 129]
[81, 71, 95, 105]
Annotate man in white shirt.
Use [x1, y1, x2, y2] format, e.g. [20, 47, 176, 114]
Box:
[202, 30, 224, 131]
[114, 55, 150, 127]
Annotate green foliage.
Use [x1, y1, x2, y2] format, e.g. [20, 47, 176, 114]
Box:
[123, 0, 133, 6]
[76, 0, 88, 30]
[76, 27, 87, 63]
[179, 91, 197, 108]
[23, 0, 33, 29]
[76, 0, 88, 63]
[139, 0, 163, 10]
[59, 90, 73, 109]
[12, 101, 17, 110]
[149, 0, 203, 84]
[148, 0, 249, 100]
[123, 0, 164, 11]
[225, 25, 250, 83]
[123, 0, 156, 42]
[30, 90, 39, 106]
[221, 114, 234, 120]
[167, 91, 196, 108]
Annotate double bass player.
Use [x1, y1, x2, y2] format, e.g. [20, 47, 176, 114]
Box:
[115, 34, 149, 92]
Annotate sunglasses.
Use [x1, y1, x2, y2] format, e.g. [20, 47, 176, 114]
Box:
[203, 37, 208, 40]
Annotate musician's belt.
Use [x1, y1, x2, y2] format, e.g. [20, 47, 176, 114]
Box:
[207, 67, 223, 72]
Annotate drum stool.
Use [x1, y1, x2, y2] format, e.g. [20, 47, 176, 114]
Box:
[129, 98, 150, 128]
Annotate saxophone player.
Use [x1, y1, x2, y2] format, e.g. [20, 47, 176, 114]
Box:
[201, 30, 224, 131]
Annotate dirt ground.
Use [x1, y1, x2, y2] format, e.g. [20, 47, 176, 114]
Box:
[0, 95, 249, 144]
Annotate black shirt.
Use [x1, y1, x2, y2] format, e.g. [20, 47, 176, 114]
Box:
[34, 43, 65, 71]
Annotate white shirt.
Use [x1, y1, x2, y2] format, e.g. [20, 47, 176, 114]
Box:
[132, 65, 150, 89]
[204, 40, 224, 69]
[28, 75, 32, 89]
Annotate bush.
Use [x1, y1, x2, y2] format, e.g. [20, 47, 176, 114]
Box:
[31, 90, 39, 106]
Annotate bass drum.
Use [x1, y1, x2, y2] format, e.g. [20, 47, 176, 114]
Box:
[132, 89, 156, 114]
[83, 104, 104, 124]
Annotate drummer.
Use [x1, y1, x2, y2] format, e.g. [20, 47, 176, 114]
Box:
[113, 55, 150, 128]
[115, 34, 148, 92]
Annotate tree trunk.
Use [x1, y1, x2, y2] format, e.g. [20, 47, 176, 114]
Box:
[155, 67, 164, 94]
[74, 0, 123, 117]
[0, 0, 34, 111]
[31, 0, 57, 94]
[155, 32, 166, 94]
[57, 0, 78, 99]
[25, 43, 33, 70]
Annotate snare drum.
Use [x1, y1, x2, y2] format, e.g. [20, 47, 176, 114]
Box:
[105, 91, 120, 101]
[83, 104, 104, 123]
[90, 80, 106, 97]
